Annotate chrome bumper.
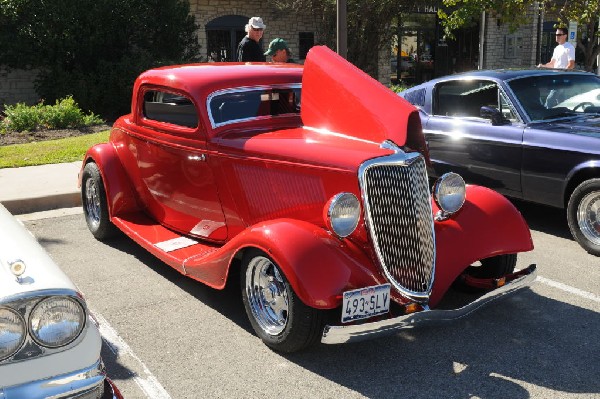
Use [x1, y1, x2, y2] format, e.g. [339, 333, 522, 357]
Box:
[321, 264, 537, 344]
[0, 359, 109, 399]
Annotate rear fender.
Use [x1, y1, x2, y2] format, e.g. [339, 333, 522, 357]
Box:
[81, 143, 140, 217]
[183, 219, 381, 309]
[430, 185, 533, 306]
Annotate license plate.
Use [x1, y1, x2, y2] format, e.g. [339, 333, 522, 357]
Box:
[342, 284, 391, 323]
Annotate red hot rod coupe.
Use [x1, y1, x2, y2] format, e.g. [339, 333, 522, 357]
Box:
[80, 46, 536, 352]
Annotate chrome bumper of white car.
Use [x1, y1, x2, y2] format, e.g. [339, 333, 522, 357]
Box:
[321, 264, 537, 344]
[0, 359, 109, 399]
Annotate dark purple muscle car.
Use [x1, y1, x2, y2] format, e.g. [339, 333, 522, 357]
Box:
[400, 69, 600, 256]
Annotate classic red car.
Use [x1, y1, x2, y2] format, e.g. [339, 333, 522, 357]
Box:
[80, 46, 536, 352]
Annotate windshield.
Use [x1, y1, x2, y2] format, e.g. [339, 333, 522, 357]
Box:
[508, 74, 600, 121]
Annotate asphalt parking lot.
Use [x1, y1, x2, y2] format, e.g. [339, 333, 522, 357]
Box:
[22, 201, 599, 399]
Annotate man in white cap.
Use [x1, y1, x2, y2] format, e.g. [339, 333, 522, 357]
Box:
[237, 17, 266, 62]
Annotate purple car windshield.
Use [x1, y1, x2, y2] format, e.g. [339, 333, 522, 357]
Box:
[508, 74, 600, 121]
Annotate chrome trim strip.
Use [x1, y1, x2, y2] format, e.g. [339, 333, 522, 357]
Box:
[0, 359, 106, 399]
[358, 150, 436, 301]
[206, 83, 302, 129]
[321, 265, 537, 344]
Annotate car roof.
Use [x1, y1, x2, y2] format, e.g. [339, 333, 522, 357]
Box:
[427, 68, 595, 84]
[135, 62, 303, 98]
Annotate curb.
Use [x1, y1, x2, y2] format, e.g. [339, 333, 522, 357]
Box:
[1, 192, 81, 215]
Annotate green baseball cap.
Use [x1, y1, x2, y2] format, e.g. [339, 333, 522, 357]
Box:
[264, 38, 290, 56]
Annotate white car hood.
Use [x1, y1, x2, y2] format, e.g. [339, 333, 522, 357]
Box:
[0, 204, 77, 299]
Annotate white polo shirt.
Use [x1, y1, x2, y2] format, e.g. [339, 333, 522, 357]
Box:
[552, 42, 575, 68]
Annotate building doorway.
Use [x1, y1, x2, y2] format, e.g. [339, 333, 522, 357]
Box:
[206, 15, 247, 61]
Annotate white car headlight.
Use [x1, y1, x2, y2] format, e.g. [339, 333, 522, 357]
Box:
[0, 307, 26, 360]
[433, 173, 466, 218]
[29, 297, 85, 348]
[325, 193, 361, 238]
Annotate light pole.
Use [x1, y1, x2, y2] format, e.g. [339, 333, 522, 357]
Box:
[337, 0, 347, 58]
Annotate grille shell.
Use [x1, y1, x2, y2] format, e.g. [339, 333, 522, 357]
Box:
[358, 151, 435, 301]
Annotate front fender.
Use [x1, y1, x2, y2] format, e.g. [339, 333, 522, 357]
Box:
[81, 143, 140, 217]
[183, 219, 381, 309]
[430, 185, 533, 306]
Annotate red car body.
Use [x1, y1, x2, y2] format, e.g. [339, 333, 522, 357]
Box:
[80, 46, 536, 351]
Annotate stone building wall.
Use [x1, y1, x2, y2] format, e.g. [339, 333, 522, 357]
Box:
[483, 4, 540, 69]
[0, 68, 39, 109]
[189, 0, 319, 62]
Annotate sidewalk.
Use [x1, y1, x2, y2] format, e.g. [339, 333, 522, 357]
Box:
[0, 161, 82, 215]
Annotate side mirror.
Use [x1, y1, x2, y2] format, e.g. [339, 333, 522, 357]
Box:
[480, 106, 508, 125]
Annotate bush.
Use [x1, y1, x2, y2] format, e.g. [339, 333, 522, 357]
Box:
[1, 96, 104, 132]
[0, 0, 200, 119]
[389, 83, 413, 93]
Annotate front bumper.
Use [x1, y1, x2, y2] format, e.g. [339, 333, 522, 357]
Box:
[0, 359, 116, 399]
[321, 264, 537, 344]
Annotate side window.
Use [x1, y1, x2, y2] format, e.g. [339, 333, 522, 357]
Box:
[143, 90, 198, 128]
[499, 91, 519, 122]
[434, 80, 499, 118]
[209, 87, 301, 127]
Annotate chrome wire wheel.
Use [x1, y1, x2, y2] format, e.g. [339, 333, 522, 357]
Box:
[245, 255, 289, 336]
[84, 177, 101, 230]
[577, 190, 600, 246]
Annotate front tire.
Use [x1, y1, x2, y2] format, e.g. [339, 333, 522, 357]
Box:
[241, 249, 323, 352]
[567, 179, 600, 256]
[81, 162, 117, 240]
[455, 254, 517, 292]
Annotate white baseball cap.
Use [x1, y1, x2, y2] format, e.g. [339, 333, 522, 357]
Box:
[247, 16, 266, 30]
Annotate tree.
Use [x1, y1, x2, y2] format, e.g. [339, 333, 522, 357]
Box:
[0, 0, 200, 118]
[268, 0, 419, 78]
[439, 0, 600, 72]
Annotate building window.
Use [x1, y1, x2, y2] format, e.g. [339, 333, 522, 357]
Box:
[504, 34, 522, 59]
[299, 32, 314, 60]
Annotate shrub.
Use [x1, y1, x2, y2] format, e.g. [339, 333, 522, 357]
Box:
[1, 96, 104, 132]
[389, 83, 413, 93]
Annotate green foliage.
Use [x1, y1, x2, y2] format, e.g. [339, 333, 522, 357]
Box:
[0, 0, 200, 118]
[1, 97, 104, 132]
[439, 0, 600, 71]
[268, 0, 418, 77]
[389, 83, 412, 93]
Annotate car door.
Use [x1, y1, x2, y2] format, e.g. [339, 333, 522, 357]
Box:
[122, 88, 228, 241]
[422, 79, 525, 198]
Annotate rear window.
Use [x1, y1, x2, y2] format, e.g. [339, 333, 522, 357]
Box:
[208, 86, 301, 128]
[143, 90, 198, 128]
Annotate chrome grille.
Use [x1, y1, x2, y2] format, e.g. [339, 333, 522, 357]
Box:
[360, 153, 435, 300]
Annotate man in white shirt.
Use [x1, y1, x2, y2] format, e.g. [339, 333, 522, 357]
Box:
[538, 27, 575, 69]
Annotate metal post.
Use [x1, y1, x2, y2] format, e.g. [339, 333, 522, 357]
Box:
[337, 0, 347, 58]
[478, 11, 486, 69]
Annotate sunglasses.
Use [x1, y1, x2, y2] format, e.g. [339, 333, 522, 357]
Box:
[555, 33, 566, 36]
[251, 27, 264, 31]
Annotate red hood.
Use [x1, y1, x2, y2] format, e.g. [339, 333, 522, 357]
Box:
[301, 46, 421, 149]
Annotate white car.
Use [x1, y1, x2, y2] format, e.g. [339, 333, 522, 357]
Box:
[0, 204, 121, 398]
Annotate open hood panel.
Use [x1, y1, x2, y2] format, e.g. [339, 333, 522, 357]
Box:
[301, 46, 418, 148]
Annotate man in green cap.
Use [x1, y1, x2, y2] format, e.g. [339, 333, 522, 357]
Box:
[265, 38, 293, 63]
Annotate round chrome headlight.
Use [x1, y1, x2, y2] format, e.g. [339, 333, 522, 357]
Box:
[433, 173, 466, 215]
[0, 307, 26, 360]
[325, 193, 361, 238]
[29, 297, 85, 348]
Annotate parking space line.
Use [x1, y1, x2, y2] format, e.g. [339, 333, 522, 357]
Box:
[537, 276, 600, 303]
[94, 311, 172, 399]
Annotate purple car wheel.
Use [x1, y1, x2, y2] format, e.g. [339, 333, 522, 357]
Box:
[568, 179, 600, 256]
